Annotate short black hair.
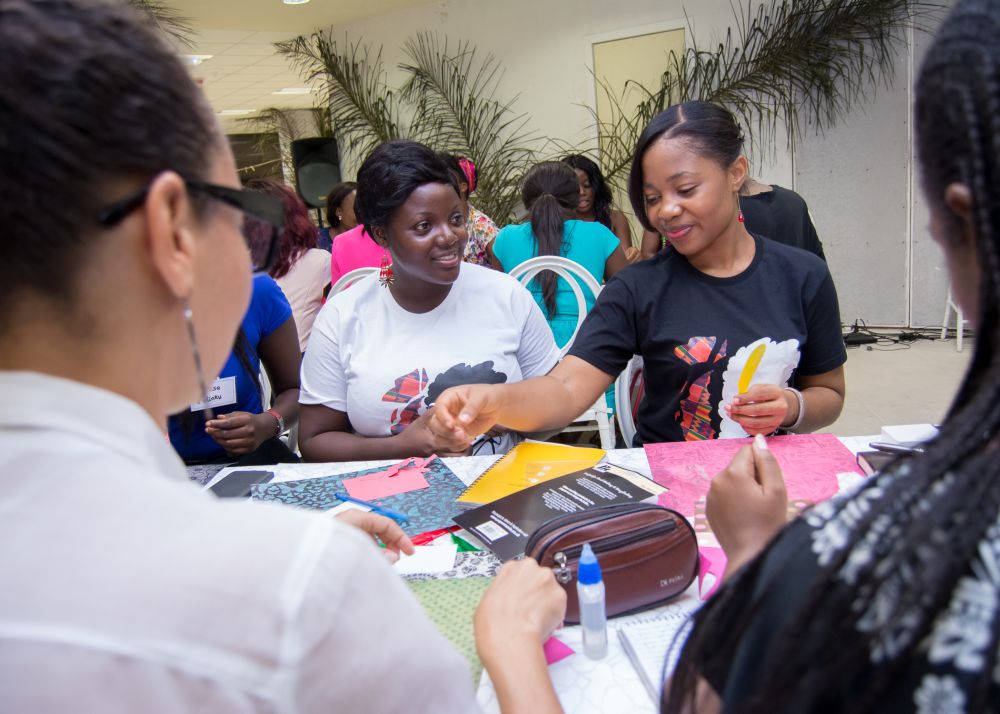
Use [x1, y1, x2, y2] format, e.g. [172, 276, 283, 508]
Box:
[354, 140, 459, 237]
[324, 181, 357, 227]
[628, 101, 744, 231]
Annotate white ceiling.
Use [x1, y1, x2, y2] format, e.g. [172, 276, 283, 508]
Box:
[166, 0, 436, 132]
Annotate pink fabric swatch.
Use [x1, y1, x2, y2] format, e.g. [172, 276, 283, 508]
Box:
[343, 467, 430, 501]
[644, 433, 863, 517]
[543, 636, 575, 665]
[698, 546, 727, 600]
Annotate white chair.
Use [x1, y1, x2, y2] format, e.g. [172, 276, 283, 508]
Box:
[330, 266, 378, 296]
[508, 256, 614, 450]
[614, 356, 644, 447]
[941, 287, 968, 352]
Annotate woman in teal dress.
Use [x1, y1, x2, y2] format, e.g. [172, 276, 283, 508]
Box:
[491, 161, 628, 349]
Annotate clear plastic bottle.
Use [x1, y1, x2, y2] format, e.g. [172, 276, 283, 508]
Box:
[576, 543, 608, 660]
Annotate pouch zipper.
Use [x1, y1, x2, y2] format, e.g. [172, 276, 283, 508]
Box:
[547, 519, 678, 583]
[525, 502, 663, 554]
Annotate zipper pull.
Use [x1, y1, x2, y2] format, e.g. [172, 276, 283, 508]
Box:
[553, 551, 573, 584]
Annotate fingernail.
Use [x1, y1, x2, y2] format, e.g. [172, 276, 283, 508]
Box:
[754, 433, 769, 451]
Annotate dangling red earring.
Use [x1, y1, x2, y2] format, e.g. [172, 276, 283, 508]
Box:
[378, 252, 394, 287]
[738, 210, 745, 223]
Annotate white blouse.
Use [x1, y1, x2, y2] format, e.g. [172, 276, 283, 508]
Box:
[0, 371, 476, 713]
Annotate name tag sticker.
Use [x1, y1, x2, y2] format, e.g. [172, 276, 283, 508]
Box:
[190, 376, 237, 412]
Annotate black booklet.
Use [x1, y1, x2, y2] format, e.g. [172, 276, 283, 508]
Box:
[453, 463, 664, 561]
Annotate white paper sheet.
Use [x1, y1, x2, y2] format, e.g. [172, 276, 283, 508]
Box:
[392, 544, 458, 575]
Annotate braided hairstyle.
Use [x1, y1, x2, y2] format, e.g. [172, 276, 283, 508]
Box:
[561, 154, 614, 229]
[521, 162, 580, 318]
[665, 3, 1000, 711]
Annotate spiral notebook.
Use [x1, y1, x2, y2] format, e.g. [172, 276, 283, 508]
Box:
[457, 441, 605, 505]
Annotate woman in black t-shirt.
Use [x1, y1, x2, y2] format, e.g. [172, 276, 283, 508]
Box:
[659, 2, 1000, 710]
[431, 101, 846, 445]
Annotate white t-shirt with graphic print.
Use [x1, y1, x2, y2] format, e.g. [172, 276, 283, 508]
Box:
[300, 263, 561, 454]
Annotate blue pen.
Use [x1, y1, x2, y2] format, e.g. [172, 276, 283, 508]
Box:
[333, 492, 410, 526]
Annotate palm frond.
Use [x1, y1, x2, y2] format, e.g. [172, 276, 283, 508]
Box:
[275, 32, 415, 168]
[597, 0, 941, 191]
[399, 32, 538, 222]
[127, 0, 194, 47]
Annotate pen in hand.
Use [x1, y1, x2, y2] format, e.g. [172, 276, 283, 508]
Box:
[333, 492, 410, 526]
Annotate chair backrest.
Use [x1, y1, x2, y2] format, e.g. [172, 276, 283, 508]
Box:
[508, 255, 602, 357]
[615, 356, 644, 447]
[330, 266, 378, 296]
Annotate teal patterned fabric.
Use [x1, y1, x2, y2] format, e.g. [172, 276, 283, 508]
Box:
[250, 457, 471, 536]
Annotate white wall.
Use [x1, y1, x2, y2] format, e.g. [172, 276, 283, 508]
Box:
[320, 0, 948, 327]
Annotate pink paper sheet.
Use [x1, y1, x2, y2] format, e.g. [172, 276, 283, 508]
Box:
[543, 636, 575, 665]
[343, 466, 430, 501]
[644, 433, 863, 517]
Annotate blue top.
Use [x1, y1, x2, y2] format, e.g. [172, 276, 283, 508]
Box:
[168, 274, 293, 462]
[493, 219, 619, 348]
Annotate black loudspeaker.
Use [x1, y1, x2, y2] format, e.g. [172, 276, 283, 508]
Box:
[291, 137, 342, 208]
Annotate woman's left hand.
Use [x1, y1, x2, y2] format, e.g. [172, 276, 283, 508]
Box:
[724, 384, 793, 436]
[204, 411, 276, 455]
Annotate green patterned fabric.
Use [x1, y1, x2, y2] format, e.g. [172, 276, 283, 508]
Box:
[406, 576, 493, 684]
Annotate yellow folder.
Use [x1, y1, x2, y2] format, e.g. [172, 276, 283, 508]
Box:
[458, 441, 606, 504]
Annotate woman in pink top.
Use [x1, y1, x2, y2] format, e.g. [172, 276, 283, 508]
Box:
[330, 223, 391, 284]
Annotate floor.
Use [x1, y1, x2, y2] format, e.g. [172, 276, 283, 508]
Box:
[828, 334, 971, 437]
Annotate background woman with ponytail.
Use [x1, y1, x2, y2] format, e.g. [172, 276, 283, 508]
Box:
[491, 161, 628, 349]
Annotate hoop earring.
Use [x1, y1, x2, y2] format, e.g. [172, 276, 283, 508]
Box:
[378, 252, 394, 287]
[183, 299, 215, 420]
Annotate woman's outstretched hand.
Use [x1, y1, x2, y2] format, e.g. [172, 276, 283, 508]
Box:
[429, 384, 506, 444]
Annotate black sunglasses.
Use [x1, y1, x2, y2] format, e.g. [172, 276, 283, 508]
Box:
[97, 179, 285, 273]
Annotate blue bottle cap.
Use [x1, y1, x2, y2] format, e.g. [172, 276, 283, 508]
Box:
[577, 543, 602, 585]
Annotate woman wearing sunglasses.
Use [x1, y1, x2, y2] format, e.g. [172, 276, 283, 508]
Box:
[0, 1, 565, 712]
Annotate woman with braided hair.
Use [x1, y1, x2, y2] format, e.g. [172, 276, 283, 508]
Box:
[659, 1, 1000, 710]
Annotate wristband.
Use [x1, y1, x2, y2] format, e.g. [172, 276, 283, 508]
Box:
[784, 387, 806, 432]
[265, 408, 285, 436]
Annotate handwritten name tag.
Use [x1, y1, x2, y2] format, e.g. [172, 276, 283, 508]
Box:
[190, 376, 237, 412]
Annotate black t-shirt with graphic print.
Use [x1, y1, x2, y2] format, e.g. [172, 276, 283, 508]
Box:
[568, 234, 846, 445]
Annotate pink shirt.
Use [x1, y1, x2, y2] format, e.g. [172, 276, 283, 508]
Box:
[330, 225, 391, 284]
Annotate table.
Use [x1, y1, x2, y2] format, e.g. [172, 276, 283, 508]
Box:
[187, 437, 877, 713]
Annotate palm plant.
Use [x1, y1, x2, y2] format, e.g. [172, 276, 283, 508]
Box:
[597, 0, 941, 190]
[399, 32, 538, 223]
[276, 31, 540, 222]
[276, 33, 420, 173]
[127, 0, 194, 47]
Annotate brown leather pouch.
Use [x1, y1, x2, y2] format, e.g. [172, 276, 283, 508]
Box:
[525, 502, 698, 624]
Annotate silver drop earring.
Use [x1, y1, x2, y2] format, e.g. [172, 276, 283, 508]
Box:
[183, 300, 215, 421]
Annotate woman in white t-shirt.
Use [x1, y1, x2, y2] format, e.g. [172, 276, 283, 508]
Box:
[246, 179, 331, 352]
[298, 140, 561, 462]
